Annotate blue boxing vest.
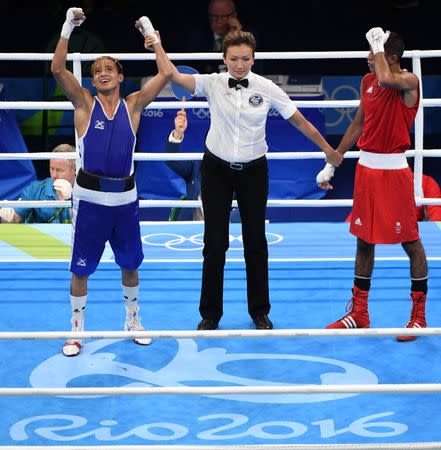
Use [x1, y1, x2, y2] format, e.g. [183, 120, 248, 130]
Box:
[74, 97, 138, 206]
[79, 97, 136, 177]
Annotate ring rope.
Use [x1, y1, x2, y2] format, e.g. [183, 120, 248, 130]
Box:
[1, 49, 441, 61]
[1, 149, 441, 161]
[1, 383, 441, 397]
[1, 98, 441, 110]
[0, 327, 440, 340]
[3, 197, 441, 209]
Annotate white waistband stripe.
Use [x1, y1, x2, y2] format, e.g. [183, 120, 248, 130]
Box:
[359, 150, 408, 170]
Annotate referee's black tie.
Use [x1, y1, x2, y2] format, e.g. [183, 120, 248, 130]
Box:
[228, 78, 249, 90]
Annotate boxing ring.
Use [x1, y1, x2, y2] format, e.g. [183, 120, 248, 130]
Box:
[0, 49, 441, 449]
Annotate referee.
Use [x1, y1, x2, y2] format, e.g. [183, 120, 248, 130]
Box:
[167, 30, 342, 330]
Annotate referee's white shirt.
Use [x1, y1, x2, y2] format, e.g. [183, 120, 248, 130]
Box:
[194, 71, 298, 163]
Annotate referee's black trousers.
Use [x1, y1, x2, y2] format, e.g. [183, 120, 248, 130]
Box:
[199, 151, 270, 322]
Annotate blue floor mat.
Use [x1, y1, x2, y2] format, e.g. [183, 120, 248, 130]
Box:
[0, 222, 440, 447]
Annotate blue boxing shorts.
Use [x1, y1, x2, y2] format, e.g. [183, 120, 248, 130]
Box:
[70, 198, 143, 276]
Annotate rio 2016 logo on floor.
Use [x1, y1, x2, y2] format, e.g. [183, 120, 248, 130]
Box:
[30, 338, 377, 403]
[10, 341, 410, 444]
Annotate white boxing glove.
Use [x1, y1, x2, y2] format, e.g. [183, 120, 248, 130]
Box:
[136, 16, 160, 44]
[53, 179, 73, 200]
[61, 7, 86, 39]
[0, 207, 15, 222]
[365, 27, 390, 55]
[316, 163, 336, 185]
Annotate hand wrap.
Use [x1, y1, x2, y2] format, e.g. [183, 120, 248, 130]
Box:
[137, 16, 160, 44]
[61, 7, 85, 39]
[316, 163, 335, 184]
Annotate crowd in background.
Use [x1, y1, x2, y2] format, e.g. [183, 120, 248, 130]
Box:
[1, 1, 440, 77]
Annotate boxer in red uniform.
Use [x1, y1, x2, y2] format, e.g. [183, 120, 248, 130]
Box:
[316, 28, 428, 341]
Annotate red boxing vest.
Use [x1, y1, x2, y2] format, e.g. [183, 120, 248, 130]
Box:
[357, 72, 419, 154]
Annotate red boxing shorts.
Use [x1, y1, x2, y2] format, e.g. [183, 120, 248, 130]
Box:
[349, 163, 420, 244]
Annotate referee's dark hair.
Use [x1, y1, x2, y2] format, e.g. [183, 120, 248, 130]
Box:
[223, 30, 256, 57]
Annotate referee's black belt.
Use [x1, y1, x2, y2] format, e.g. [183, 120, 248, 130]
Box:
[205, 150, 266, 171]
[76, 168, 135, 193]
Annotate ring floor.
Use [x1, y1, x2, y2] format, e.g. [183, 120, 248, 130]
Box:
[0, 222, 440, 447]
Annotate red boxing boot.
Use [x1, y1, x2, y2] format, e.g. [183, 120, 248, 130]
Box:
[326, 286, 370, 329]
[397, 291, 427, 342]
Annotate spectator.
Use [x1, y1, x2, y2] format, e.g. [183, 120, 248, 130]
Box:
[208, 0, 243, 51]
[184, 0, 250, 74]
[0, 143, 76, 224]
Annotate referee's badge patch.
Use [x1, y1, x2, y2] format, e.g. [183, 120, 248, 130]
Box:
[249, 94, 263, 107]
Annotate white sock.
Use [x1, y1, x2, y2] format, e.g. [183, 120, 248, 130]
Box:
[123, 285, 139, 311]
[70, 294, 86, 330]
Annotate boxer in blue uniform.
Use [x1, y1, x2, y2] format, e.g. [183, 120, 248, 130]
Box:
[51, 8, 172, 356]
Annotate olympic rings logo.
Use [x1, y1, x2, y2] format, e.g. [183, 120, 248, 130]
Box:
[324, 84, 360, 128]
[141, 233, 284, 251]
[191, 108, 211, 119]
